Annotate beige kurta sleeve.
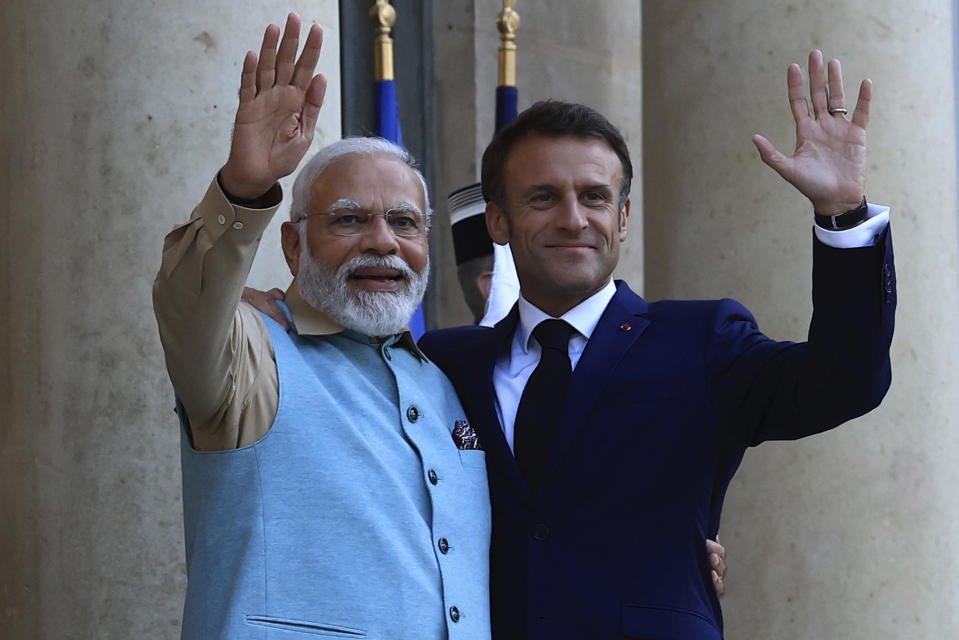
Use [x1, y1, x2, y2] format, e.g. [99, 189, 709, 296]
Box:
[153, 177, 283, 450]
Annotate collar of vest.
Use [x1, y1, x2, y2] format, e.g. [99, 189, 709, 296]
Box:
[285, 279, 425, 361]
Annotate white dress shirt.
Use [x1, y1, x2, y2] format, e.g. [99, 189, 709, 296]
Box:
[491, 206, 891, 453]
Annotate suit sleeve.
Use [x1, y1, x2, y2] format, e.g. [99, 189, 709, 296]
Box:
[708, 227, 895, 447]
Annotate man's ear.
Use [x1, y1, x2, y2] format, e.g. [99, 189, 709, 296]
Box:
[280, 221, 302, 277]
[476, 269, 493, 302]
[618, 198, 630, 242]
[486, 201, 511, 246]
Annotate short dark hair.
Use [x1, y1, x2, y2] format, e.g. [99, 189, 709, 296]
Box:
[480, 100, 633, 212]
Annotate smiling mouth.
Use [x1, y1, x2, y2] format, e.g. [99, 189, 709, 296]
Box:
[349, 267, 405, 282]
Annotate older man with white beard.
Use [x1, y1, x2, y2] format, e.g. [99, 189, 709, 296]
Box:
[153, 15, 491, 640]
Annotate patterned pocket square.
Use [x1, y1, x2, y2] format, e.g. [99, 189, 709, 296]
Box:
[452, 420, 484, 451]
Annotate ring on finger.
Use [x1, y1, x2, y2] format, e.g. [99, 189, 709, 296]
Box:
[828, 107, 848, 116]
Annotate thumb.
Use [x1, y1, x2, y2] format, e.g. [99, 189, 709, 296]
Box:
[752, 134, 793, 183]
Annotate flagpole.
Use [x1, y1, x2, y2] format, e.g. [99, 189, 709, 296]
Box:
[371, 0, 422, 334]
[497, 0, 520, 88]
[495, 1, 520, 133]
[370, 0, 396, 82]
[480, 0, 522, 326]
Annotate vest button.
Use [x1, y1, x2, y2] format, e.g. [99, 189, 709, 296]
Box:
[428, 469, 438, 485]
[532, 523, 550, 541]
[449, 606, 460, 623]
[438, 538, 449, 554]
[407, 406, 419, 422]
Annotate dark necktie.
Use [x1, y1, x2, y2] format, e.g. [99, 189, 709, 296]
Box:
[514, 319, 574, 497]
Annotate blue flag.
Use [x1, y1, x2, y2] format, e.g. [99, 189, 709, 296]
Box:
[495, 85, 518, 132]
[375, 77, 426, 339]
[376, 79, 404, 147]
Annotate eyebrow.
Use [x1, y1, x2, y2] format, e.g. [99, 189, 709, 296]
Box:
[329, 198, 363, 210]
[523, 184, 559, 195]
[386, 201, 424, 215]
[580, 183, 614, 194]
[522, 183, 613, 195]
[327, 198, 424, 216]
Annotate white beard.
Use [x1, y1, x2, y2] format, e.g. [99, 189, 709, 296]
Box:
[296, 250, 429, 337]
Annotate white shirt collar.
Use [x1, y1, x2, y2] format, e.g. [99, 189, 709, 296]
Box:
[516, 279, 617, 354]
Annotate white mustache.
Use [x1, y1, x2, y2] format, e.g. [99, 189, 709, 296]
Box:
[340, 254, 417, 283]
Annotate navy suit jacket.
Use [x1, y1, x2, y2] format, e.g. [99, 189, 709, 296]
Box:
[419, 231, 895, 640]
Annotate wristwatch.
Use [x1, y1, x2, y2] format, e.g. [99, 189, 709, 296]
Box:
[814, 197, 868, 230]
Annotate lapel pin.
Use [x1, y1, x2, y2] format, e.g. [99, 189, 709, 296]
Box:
[620, 323, 632, 332]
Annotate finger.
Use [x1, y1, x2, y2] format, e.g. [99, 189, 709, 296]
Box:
[275, 13, 302, 87]
[300, 74, 329, 138]
[827, 58, 846, 113]
[808, 50, 828, 118]
[712, 570, 724, 597]
[710, 551, 726, 576]
[256, 23, 281, 91]
[752, 134, 794, 183]
[266, 304, 289, 330]
[292, 23, 324, 91]
[851, 78, 872, 130]
[238, 51, 257, 104]
[785, 63, 810, 124]
[705, 538, 723, 557]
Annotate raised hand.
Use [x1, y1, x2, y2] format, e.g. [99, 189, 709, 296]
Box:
[753, 50, 870, 215]
[221, 14, 328, 200]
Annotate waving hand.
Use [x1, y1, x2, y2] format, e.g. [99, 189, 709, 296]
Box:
[753, 50, 871, 215]
[220, 14, 327, 200]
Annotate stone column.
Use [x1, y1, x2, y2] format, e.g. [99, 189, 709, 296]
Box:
[0, 2, 340, 637]
[431, 0, 643, 327]
[643, 1, 959, 637]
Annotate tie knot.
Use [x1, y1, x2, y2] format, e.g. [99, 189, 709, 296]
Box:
[533, 319, 574, 352]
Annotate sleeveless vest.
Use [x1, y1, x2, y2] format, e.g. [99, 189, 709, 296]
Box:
[178, 309, 491, 639]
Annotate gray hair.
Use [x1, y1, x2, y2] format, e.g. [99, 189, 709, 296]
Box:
[290, 137, 432, 225]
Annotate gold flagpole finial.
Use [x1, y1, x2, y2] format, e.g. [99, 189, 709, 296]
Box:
[370, 0, 397, 81]
[497, 0, 520, 87]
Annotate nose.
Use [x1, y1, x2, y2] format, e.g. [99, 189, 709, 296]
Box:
[357, 214, 400, 254]
[554, 195, 589, 231]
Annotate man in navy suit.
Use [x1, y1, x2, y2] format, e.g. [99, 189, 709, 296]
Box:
[419, 51, 894, 639]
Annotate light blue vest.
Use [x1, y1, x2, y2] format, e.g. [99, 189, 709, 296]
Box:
[178, 308, 491, 639]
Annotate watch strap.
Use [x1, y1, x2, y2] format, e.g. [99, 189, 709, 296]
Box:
[814, 197, 868, 230]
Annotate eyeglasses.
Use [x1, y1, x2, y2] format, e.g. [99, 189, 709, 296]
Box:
[304, 206, 429, 238]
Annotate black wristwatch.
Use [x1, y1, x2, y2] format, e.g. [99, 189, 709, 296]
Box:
[814, 197, 868, 230]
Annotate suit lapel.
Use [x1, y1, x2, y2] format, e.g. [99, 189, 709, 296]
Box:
[543, 283, 650, 485]
[460, 308, 534, 506]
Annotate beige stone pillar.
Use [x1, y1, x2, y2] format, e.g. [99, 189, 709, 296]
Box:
[0, 3, 339, 637]
[643, 1, 959, 637]
[431, 0, 643, 327]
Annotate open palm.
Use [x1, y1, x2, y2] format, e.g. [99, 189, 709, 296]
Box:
[221, 14, 328, 200]
[753, 50, 871, 215]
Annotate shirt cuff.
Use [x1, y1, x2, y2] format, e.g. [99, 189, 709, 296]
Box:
[813, 203, 890, 248]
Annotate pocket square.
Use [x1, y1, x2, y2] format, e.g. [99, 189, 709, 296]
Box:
[452, 420, 483, 451]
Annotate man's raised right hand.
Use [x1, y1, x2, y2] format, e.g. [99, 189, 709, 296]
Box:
[220, 13, 327, 200]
